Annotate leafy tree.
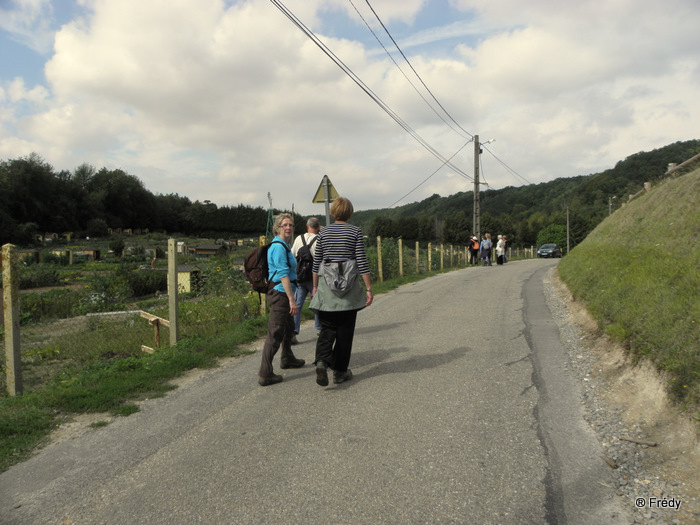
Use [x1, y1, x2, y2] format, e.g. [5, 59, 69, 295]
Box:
[368, 215, 396, 238]
[109, 237, 126, 257]
[417, 215, 436, 242]
[536, 224, 567, 249]
[86, 218, 109, 238]
[443, 211, 471, 244]
[396, 216, 419, 240]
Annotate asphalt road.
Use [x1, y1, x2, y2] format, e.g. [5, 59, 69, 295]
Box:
[0, 259, 632, 524]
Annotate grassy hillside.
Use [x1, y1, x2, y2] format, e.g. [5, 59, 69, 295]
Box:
[558, 168, 700, 416]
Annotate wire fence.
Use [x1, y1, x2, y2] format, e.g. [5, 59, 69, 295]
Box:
[2, 236, 536, 396]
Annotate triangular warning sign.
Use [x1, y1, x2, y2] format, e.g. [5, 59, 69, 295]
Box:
[312, 175, 339, 203]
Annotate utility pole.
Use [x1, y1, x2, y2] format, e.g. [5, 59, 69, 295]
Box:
[473, 135, 480, 239]
[566, 206, 570, 255]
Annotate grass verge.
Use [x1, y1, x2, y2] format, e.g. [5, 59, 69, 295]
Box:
[558, 169, 700, 415]
[0, 315, 268, 472]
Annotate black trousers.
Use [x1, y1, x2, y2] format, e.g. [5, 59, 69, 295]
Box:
[315, 310, 358, 373]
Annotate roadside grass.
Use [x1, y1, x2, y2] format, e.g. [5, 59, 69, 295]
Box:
[558, 168, 700, 415]
[0, 314, 268, 472]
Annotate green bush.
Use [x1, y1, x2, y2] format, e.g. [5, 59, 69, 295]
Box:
[19, 263, 61, 289]
[20, 289, 76, 322]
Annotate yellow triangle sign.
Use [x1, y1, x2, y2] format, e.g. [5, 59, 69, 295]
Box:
[312, 175, 339, 203]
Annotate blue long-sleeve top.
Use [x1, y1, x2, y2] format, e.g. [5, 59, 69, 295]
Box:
[267, 236, 297, 293]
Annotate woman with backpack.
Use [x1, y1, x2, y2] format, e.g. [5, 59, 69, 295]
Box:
[257, 213, 306, 386]
[480, 233, 493, 266]
[310, 197, 373, 386]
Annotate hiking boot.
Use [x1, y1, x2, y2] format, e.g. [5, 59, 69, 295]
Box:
[258, 374, 283, 386]
[291, 335, 299, 345]
[280, 357, 305, 369]
[315, 362, 329, 387]
[333, 369, 353, 384]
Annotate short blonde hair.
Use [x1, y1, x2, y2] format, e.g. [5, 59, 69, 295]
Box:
[273, 213, 294, 234]
[330, 197, 354, 221]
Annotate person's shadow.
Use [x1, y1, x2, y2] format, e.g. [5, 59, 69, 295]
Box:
[349, 345, 472, 383]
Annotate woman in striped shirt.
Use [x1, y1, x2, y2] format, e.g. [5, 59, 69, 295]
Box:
[310, 197, 373, 386]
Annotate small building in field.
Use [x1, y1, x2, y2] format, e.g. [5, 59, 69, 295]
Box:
[168, 265, 203, 294]
[187, 244, 227, 258]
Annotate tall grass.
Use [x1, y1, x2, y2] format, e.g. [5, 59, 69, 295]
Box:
[558, 169, 700, 411]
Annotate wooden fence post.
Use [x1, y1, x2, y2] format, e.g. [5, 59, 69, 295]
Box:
[440, 244, 444, 270]
[167, 238, 179, 346]
[398, 238, 404, 277]
[376, 236, 384, 282]
[428, 242, 432, 271]
[2, 243, 23, 396]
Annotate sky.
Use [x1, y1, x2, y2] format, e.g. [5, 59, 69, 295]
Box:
[1, 0, 699, 216]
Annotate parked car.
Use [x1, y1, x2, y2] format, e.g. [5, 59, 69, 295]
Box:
[537, 244, 562, 258]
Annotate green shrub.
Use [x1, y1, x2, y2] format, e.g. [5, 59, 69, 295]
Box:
[19, 263, 61, 289]
[20, 289, 76, 322]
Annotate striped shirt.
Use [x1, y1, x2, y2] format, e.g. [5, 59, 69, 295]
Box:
[312, 223, 370, 275]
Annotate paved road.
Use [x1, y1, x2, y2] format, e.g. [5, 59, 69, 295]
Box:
[0, 260, 631, 524]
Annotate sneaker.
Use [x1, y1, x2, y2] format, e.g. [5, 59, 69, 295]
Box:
[280, 357, 305, 369]
[291, 335, 299, 345]
[258, 374, 283, 387]
[333, 369, 353, 384]
[315, 362, 329, 387]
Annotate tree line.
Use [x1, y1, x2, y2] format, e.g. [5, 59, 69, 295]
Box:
[353, 139, 699, 249]
[1, 139, 698, 248]
[0, 153, 302, 245]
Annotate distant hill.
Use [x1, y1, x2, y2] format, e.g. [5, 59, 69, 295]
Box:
[351, 139, 700, 249]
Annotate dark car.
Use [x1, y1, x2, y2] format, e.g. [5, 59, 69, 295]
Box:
[537, 244, 562, 258]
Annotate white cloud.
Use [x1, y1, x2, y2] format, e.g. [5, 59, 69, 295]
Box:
[1, 0, 698, 214]
[0, 0, 55, 53]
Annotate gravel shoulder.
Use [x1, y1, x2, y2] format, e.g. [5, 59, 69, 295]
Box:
[546, 269, 700, 524]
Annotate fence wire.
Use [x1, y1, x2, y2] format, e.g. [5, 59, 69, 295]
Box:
[2, 237, 534, 395]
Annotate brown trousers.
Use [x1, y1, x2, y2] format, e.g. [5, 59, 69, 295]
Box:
[258, 290, 296, 377]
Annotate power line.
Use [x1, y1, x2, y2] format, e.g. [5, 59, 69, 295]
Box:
[348, 0, 472, 142]
[269, 0, 474, 180]
[481, 144, 532, 185]
[387, 139, 473, 208]
[359, 0, 474, 141]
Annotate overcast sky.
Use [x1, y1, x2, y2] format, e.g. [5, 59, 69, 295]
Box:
[1, 0, 698, 215]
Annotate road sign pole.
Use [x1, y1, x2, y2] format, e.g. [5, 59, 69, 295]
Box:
[323, 175, 331, 226]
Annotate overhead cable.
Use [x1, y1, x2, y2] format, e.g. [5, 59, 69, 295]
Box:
[269, 0, 474, 181]
[387, 140, 473, 208]
[481, 144, 532, 185]
[360, 0, 474, 141]
[348, 0, 472, 142]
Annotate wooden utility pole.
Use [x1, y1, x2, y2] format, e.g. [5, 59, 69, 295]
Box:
[2, 243, 23, 395]
[473, 135, 480, 239]
[168, 238, 179, 346]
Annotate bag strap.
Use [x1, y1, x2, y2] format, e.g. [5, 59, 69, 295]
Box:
[269, 240, 291, 283]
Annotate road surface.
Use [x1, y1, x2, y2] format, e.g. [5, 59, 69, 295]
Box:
[0, 259, 631, 524]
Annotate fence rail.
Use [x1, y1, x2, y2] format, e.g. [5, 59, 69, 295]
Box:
[2, 237, 538, 395]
